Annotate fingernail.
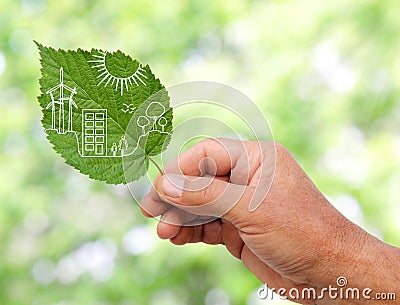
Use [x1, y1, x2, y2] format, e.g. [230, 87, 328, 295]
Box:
[162, 175, 184, 198]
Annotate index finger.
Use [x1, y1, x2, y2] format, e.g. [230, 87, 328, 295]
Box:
[163, 138, 248, 177]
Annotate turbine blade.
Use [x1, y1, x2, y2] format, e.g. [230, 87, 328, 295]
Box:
[64, 85, 76, 92]
[46, 84, 61, 93]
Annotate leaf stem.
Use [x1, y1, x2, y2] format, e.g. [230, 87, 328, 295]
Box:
[147, 154, 164, 175]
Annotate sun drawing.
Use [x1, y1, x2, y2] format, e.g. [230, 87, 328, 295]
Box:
[88, 51, 147, 95]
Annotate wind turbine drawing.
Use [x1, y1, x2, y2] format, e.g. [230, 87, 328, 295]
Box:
[46, 67, 77, 133]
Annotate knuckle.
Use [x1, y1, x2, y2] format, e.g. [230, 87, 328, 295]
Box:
[274, 142, 291, 167]
[198, 138, 215, 149]
[275, 142, 289, 156]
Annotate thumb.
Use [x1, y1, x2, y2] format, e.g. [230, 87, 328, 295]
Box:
[155, 174, 252, 223]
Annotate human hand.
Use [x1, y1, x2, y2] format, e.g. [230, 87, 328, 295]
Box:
[140, 138, 399, 305]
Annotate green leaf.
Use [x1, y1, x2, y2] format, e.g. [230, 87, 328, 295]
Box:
[36, 42, 173, 184]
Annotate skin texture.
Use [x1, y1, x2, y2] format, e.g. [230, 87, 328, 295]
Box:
[140, 138, 400, 305]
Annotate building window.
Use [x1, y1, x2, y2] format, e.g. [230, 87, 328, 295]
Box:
[82, 109, 107, 156]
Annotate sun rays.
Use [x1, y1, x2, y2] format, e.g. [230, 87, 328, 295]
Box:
[88, 51, 147, 96]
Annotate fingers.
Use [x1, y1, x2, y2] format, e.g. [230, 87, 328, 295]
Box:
[170, 226, 194, 245]
[156, 208, 184, 239]
[142, 139, 275, 220]
[221, 220, 244, 259]
[201, 220, 223, 245]
[154, 174, 252, 225]
[140, 175, 229, 219]
[155, 206, 211, 238]
[140, 185, 170, 218]
[163, 138, 248, 177]
[166, 220, 224, 246]
[162, 219, 245, 262]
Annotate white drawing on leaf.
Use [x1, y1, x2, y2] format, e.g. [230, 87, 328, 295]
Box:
[111, 142, 118, 157]
[81, 108, 108, 157]
[145, 102, 165, 128]
[45, 69, 169, 158]
[121, 103, 136, 114]
[46, 67, 77, 134]
[88, 51, 147, 96]
[119, 135, 129, 156]
[137, 116, 150, 134]
[158, 117, 167, 132]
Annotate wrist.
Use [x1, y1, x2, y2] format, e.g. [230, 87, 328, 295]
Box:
[318, 225, 399, 305]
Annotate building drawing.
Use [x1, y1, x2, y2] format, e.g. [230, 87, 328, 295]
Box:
[82, 109, 107, 156]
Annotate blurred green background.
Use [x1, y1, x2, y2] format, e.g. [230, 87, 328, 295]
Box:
[1, 0, 400, 304]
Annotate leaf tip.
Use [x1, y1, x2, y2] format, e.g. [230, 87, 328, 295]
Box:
[34, 40, 45, 51]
